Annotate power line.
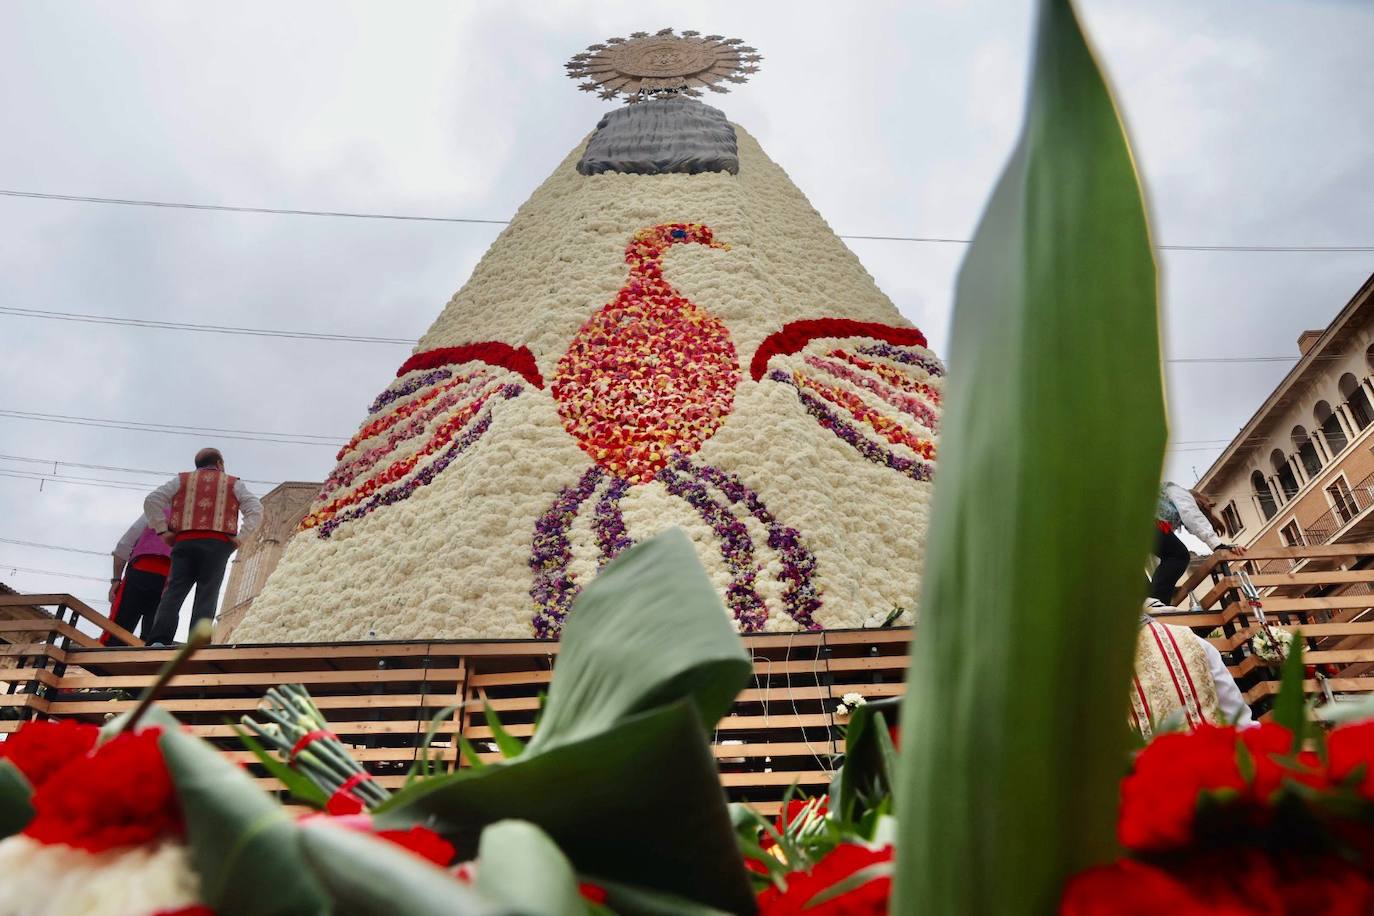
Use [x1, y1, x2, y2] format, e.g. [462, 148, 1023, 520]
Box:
[0, 470, 156, 492]
[0, 306, 417, 346]
[0, 453, 281, 486]
[0, 189, 510, 226]
[0, 564, 109, 583]
[0, 408, 343, 446]
[0, 536, 107, 557]
[5, 187, 1373, 252]
[0, 302, 1344, 368]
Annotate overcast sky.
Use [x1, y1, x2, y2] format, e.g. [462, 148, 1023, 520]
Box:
[2, 0, 1372, 612]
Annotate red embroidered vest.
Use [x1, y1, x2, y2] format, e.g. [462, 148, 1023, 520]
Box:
[170, 470, 241, 536]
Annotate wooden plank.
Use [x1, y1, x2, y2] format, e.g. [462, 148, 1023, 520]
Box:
[70, 642, 451, 665]
[1196, 576, 1239, 609]
[0, 594, 78, 608]
[58, 597, 142, 647]
[1239, 543, 1374, 560]
[466, 713, 838, 740]
[1251, 595, 1374, 613]
[0, 619, 101, 648]
[187, 720, 457, 739]
[0, 643, 65, 661]
[0, 668, 61, 688]
[1245, 677, 1374, 701]
[1249, 569, 1374, 588]
[57, 665, 464, 691]
[1171, 553, 1226, 602]
[45, 693, 465, 715]
[720, 771, 832, 787]
[0, 694, 49, 713]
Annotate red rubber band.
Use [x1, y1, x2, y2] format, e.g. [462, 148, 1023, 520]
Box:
[289, 729, 337, 762]
[337, 771, 373, 793]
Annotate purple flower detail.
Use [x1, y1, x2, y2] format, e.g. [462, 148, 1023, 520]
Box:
[769, 369, 934, 483]
[656, 464, 768, 633]
[529, 466, 605, 639]
[803, 354, 939, 433]
[318, 384, 521, 538]
[592, 476, 633, 567]
[368, 368, 453, 414]
[857, 343, 944, 378]
[684, 459, 823, 631]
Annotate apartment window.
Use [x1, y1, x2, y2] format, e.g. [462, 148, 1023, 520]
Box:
[1291, 425, 1323, 477]
[1328, 475, 1360, 525]
[1252, 470, 1278, 521]
[1341, 373, 1374, 430]
[1317, 400, 1350, 454]
[1270, 449, 1298, 500]
[1220, 501, 1243, 538]
[1280, 520, 1304, 547]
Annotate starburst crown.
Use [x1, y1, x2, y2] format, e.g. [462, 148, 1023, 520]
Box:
[565, 27, 762, 104]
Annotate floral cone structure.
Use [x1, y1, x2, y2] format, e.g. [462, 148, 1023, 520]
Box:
[235, 111, 943, 641]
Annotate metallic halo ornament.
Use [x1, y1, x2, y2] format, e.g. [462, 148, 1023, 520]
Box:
[565, 28, 762, 103]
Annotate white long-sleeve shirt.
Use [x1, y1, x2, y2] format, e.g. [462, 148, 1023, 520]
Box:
[1162, 481, 1224, 550]
[1199, 637, 1255, 728]
[144, 476, 263, 543]
[113, 516, 151, 562]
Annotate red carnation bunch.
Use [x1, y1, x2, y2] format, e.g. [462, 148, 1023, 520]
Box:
[24, 727, 183, 853]
[0, 719, 98, 789]
[1065, 719, 1374, 914]
[757, 843, 892, 915]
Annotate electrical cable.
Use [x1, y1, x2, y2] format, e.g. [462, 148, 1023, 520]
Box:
[5, 188, 1373, 252]
[0, 537, 107, 557]
[0, 408, 343, 446]
[0, 305, 417, 345]
[0, 453, 282, 486]
[0, 565, 109, 583]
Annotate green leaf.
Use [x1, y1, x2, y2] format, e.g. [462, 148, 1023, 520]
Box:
[158, 719, 330, 914]
[525, 528, 753, 754]
[805, 860, 894, 909]
[457, 735, 489, 771]
[377, 699, 755, 914]
[410, 703, 461, 785]
[1272, 630, 1307, 751]
[829, 698, 900, 825]
[476, 820, 584, 915]
[484, 702, 525, 760]
[0, 759, 34, 840]
[298, 820, 506, 916]
[892, 1, 1165, 913]
[377, 530, 755, 912]
[231, 724, 329, 808]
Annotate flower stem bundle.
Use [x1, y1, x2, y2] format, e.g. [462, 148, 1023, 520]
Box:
[241, 684, 390, 808]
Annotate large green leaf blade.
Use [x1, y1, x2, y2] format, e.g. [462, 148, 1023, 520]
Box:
[0, 760, 33, 840]
[158, 722, 330, 914]
[893, 1, 1165, 914]
[299, 820, 506, 916]
[476, 820, 584, 915]
[526, 527, 753, 754]
[377, 700, 755, 914]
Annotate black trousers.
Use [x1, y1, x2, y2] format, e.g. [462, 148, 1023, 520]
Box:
[147, 538, 235, 644]
[1149, 529, 1191, 603]
[109, 567, 166, 643]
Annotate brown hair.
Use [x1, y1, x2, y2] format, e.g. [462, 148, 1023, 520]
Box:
[1191, 490, 1226, 536]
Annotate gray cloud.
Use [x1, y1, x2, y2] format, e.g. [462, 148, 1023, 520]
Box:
[2, 0, 1371, 611]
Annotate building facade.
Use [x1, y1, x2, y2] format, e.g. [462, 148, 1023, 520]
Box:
[1198, 274, 1374, 550]
[215, 482, 319, 641]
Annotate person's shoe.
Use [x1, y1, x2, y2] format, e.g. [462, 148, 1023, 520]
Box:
[149, 642, 167, 648]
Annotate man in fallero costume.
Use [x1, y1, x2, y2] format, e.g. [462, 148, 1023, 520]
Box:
[142, 448, 262, 646]
[1132, 598, 1253, 738]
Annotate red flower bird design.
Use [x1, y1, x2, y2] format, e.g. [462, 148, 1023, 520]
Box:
[552, 223, 738, 483]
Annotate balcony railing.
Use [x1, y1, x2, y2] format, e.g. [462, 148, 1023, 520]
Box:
[1294, 470, 1374, 545]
